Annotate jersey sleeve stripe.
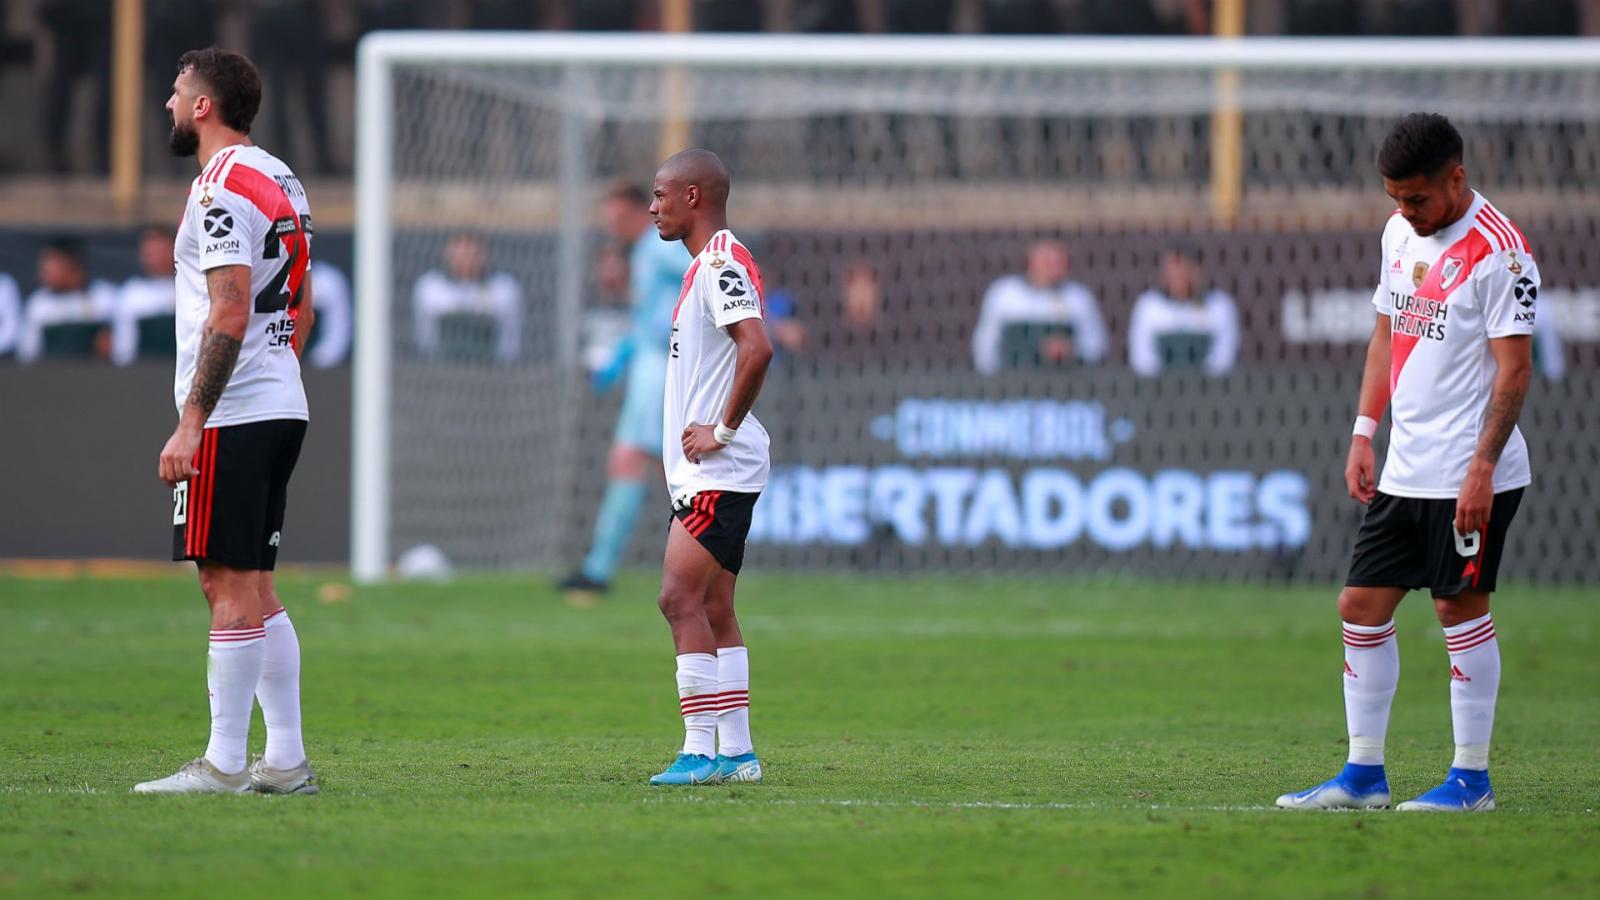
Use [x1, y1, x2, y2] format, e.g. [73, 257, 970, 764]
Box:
[1478, 211, 1513, 250]
[198, 152, 222, 185]
[202, 148, 237, 185]
[1473, 213, 1509, 251]
[1472, 222, 1502, 253]
[1478, 207, 1510, 247]
[1482, 206, 1529, 253]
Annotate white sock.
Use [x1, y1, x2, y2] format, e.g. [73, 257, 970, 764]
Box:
[257, 608, 306, 769]
[1342, 620, 1399, 766]
[675, 653, 719, 758]
[1444, 613, 1499, 771]
[716, 646, 753, 757]
[204, 627, 266, 775]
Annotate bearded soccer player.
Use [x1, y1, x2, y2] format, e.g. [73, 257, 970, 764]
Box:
[1278, 114, 1537, 812]
[135, 48, 318, 795]
[646, 149, 773, 786]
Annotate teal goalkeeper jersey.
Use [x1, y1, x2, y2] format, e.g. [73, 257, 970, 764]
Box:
[630, 229, 690, 356]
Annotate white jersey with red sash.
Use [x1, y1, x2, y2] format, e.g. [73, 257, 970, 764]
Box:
[173, 143, 312, 426]
[1372, 191, 1538, 499]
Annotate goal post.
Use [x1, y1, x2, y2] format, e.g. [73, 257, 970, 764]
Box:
[352, 33, 1600, 584]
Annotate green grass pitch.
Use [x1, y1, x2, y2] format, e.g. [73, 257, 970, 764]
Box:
[1, 571, 1597, 898]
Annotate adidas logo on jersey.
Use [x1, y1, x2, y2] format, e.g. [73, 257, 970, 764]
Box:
[1450, 665, 1471, 683]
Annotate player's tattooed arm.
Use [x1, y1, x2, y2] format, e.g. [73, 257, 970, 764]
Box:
[185, 266, 252, 418]
[1473, 335, 1533, 467]
[159, 265, 252, 486]
[1456, 334, 1532, 534]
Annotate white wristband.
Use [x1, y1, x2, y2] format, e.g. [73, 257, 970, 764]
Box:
[713, 422, 737, 445]
[1353, 415, 1378, 439]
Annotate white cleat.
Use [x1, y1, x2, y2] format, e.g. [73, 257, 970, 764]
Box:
[249, 757, 320, 795]
[132, 757, 251, 794]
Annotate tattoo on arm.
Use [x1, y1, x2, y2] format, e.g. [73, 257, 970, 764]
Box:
[1475, 382, 1527, 466]
[186, 273, 247, 416]
[725, 370, 766, 426]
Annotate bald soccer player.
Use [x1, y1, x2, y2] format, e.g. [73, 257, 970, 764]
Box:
[645, 150, 774, 786]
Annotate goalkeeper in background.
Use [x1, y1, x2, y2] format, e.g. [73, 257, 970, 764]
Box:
[558, 181, 688, 603]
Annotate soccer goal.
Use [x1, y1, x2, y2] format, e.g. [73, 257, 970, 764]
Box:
[353, 33, 1600, 584]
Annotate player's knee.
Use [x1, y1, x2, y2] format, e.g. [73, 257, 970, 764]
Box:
[1433, 592, 1489, 627]
[657, 585, 700, 622]
[197, 566, 219, 602]
[1337, 587, 1385, 625]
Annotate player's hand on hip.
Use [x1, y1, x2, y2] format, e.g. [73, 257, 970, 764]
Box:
[1345, 437, 1377, 504]
[1454, 462, 1495, 535]
[681, 424, 724, 464]
[158, 425, 202, 487]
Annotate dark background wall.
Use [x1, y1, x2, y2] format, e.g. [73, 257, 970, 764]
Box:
[0, 363, 351, 562]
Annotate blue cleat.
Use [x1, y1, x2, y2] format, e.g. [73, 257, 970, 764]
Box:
[710, 752, 763, 784]
[1276, 763, 1391, 810]
[649, 753, 718, 786]
[1396, 767, 1495, 812]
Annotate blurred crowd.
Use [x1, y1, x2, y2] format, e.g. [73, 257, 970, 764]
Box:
[0, 0, 1590, 178]
[0, 230, 352, 368]
[0, 214, 1578, 381]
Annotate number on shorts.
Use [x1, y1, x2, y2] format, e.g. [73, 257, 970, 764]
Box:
[172, 482, 188, 526]
[1453, 527, 1480, 558]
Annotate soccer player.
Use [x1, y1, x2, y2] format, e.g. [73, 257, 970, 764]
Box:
[134, 48, 317, 795]
[646, 149, 773, 786]
[1278, 113, 1537, 812]
[557, 182, 689, 601]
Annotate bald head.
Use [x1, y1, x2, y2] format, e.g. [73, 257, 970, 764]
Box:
[650, 148, 732, 245]
[657, 148, 730, 208]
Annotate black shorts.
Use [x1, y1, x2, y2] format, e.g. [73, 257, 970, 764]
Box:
[672, 490, 759, 575]
[172, 419, 306, 570]
[1345, 488, 1523, 597]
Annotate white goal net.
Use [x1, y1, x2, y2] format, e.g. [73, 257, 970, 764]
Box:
[353, 34, 1600, 583]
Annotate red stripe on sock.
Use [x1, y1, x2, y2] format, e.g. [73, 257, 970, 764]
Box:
[1446, 627, 1491, 646]
[1446, 620, 1494, 645]
[1343, 628, 1395, 647]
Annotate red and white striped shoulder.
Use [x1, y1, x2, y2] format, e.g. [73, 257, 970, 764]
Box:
[1472, 201, 1531, 255]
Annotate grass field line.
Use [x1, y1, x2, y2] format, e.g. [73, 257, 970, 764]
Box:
[648, 794, 1279, 813]
[644, 794, 1599, 815]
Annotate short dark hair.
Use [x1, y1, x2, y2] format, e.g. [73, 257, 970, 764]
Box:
[43, 235, 84, 261]
[178, 47, 262, 134]
[1378, 113, 1463, 181]
[605, 180, 649, 207]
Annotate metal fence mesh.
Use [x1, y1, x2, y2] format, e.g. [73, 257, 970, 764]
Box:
[379, 55, 1600, 581]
